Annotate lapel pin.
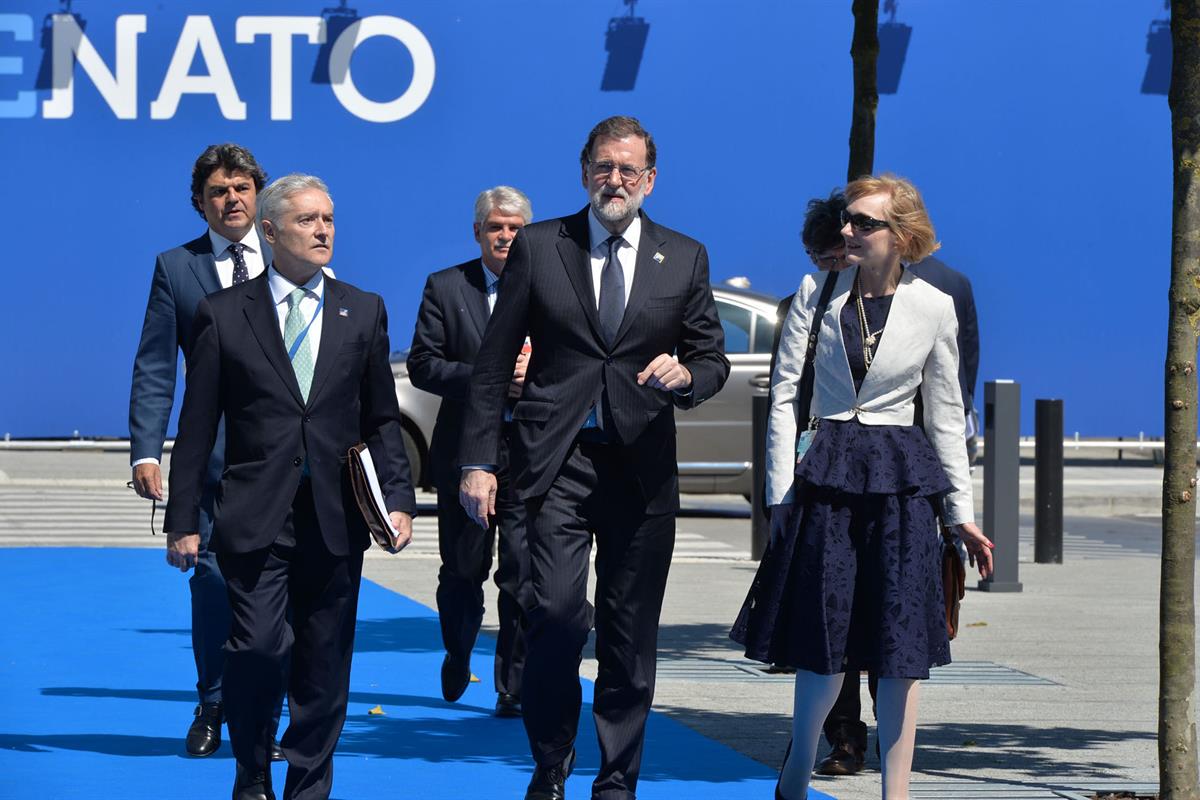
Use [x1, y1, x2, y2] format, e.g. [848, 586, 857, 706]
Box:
[338, 307, 350, 317]
[653, 252, 665, 264]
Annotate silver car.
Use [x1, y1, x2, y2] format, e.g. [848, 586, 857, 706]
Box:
[391, 282, 783, 495]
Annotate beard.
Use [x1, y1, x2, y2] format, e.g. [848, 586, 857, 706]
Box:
[590, 182, 646, 225]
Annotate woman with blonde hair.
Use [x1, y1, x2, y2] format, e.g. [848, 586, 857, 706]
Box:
[732, 174, 994, 799]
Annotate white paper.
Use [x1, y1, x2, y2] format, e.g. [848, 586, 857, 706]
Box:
[357, 446, 393, 532]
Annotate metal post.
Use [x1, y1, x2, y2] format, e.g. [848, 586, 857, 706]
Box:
[980, 380, 1023, 592]
[751, 393, 770, 560]
[1034, 399, 1064, 564]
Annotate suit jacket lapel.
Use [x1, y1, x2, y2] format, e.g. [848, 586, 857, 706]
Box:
[187, 233, 221, 297]
[306, 278, 349, 407]
[612, 212, 667, 349]
[557, 209, 605, 343]
[242, 276, 305, 407]
[460, 260, 491, 339]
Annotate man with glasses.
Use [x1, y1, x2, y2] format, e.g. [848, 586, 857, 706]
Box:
[459, 116, 729, 800]
[128, 143, 286, 761]
[768, 191, 849, 377]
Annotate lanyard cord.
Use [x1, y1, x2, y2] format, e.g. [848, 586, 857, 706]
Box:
[288, 291, 325, 361]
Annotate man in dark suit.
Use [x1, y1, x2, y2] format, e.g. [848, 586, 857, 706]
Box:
[908, 255, 981, 449]
[459, 116, 729, 800]
[129, 143, 286, 758]
[164, 174, 415, 800]
[407, 185, 534, 717]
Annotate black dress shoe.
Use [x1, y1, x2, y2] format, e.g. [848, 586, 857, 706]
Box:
[269, 738, 285, 762]
[525, 748, 575, 800]
[232, 764, 275, 800]
[815, 739, 865, 776]
[495, 692, 522, 718]
[186, 702, 222, 757]
[440, 654, 471, 702]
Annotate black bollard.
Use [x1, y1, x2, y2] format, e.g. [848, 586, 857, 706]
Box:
[980, 380, 1023, 592]
[751, 393, 770, 561]
[1034, 399, 1064, 564]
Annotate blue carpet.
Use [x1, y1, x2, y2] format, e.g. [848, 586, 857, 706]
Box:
[0, 548, 832, 799]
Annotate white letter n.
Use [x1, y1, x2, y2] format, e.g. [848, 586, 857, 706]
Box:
[41, 14, 146, 120]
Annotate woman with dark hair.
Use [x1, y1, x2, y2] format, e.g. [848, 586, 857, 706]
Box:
[732, 174, 994, 800]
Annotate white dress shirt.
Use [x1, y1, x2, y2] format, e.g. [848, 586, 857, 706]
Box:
[268, 266, 325, 368]
[587, 208, 639, 307]
[209, 227, 266, 288]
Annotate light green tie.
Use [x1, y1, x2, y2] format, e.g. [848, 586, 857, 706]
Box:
[284, 288, 315, 402]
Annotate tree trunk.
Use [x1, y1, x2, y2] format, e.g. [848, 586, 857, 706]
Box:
[1162, 3, 1200, 798]
[848, 0, 879, 181]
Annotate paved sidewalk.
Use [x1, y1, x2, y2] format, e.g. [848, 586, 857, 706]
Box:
[366, 513, 1172, 800]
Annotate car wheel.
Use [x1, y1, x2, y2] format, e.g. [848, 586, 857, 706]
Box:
[401, 426, 423, 488]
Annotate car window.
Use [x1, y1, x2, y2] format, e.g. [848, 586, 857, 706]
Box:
[752, 313, 775, 354]
[716, 300, 752, 354]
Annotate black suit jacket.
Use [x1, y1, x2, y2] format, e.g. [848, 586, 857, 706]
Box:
[458, 207, 729, 514]
[407, 258, 497, 488]
[164, 273, 415, 556]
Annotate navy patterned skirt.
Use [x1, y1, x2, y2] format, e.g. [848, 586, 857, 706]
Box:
[731, 419, 953, 679]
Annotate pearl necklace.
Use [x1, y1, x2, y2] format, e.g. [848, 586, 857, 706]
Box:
[855, 273, 886, 368]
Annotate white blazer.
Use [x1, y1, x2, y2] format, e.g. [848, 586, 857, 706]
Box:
[766, 266, 974, 525]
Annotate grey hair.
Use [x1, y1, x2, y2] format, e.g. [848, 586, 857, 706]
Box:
[473, 185, 532, 227]
[257, 173, 333, 227]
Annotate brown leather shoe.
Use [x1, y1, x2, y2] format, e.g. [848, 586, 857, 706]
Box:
[185, 702, 222, 757]
[815, 740, 865, 776]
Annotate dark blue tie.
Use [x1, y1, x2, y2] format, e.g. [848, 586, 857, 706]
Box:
[597, 235, 625, 346]
[228, 242, 249, 285]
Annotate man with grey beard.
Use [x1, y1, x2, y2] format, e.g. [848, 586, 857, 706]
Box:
[459, 116, 729, 800]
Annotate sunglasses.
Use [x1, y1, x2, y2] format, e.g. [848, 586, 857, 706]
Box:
[840, 209, 892, 233]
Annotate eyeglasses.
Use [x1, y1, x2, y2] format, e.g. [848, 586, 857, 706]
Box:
[804, 246, 843, 267]
[587, 161, 650, 183]
[126, 480, 160, 535]
[840, 209, 892, 233]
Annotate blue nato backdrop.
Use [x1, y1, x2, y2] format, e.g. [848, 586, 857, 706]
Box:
[0, 0, 1172, 438]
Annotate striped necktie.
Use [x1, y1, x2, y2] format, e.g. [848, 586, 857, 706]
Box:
[597, 234, 625, 345]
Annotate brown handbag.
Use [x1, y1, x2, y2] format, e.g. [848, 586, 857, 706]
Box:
[941, 526, 966, 640]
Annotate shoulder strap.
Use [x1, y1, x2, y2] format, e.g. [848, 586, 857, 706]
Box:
[795, 270, 840, 425]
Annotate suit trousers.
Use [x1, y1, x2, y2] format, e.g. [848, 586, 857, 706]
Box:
[217, 480, 364, 800]
[192, 480, 230, 705]
[823, 669, 878, 750]
[435, 433, 530, 696]
[522, 438, 675, 800]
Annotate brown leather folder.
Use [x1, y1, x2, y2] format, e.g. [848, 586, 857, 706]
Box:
[347, 443, 400, 551]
